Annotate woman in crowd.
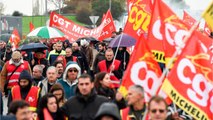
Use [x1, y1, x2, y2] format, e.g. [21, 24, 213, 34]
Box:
[95, 72, 126, 109]
[37, 93, 65, 120]
[95, 72, 117, 100]
[49, 83, 66, 107]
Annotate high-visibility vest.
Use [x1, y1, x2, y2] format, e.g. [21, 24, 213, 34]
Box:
[120, 107, 149, 120]
[6, 61, 29, 88]
[98, 60, 121, 88]
[11, 85, 40, 111]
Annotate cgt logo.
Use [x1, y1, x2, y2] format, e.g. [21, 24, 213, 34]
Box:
[152, 17, 189, 54]
[28, 96, 35, 102]
[128, 1, 151, 34]
[130, 61, 161, 101]
[177, 57, 213, 112]
[52, 14, 71, 29]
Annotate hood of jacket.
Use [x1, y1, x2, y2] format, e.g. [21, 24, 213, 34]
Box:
[62, 61, 81, 81]
[95, 102, 121, 120]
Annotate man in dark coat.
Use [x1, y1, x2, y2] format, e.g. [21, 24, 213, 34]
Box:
[32, 65, 45, 85]
[115, 47, 130, 70]
[61, 74, 109, 120]
[0, 40, 6, 61]
[1, 44, 12, 62]
[65, 47, 80, 66]
[31, 49, 49, 77]
[72, 42, 89, 74]
[93, 42, 106, 74]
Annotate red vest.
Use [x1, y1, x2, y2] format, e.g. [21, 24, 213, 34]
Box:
[6, 61, 29, 88]
[11, 85, 40, 111]
[120, 107, 149, 120]
[98, 60, 121, 88]
[73, 56, 77, 62]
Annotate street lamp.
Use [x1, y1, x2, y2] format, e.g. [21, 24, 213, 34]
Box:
[109, 0, 111, 11]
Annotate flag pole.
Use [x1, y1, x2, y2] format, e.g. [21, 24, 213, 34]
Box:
[158, 20, 200, 86]
[157, 20, 200, 114]
[109, 33, 124, 83]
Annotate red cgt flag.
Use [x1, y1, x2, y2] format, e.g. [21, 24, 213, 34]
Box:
[162, 30, 213, 120]
[119, 35, 162, 102]
[98, 10, 116, 41]
[127, 0, 133, 12]
[183, 11, 196, 27]
[147, 0, 165, 64]
[124, 0, 152, 40]
[158, 0, 190, 67]
[9, 28, 20, 51]
[29, 22, 35, 32]
[183, 11, 211, 36]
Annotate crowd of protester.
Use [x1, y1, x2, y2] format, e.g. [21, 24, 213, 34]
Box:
[0, 30, 205, 120]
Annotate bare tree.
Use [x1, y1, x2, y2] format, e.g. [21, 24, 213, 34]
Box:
[33, 0, 40, 15]
[48, 0, 66, 14]
[0, 2, 5, 15]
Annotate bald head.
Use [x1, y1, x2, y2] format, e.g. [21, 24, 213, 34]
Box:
[72, 42, 79, 51]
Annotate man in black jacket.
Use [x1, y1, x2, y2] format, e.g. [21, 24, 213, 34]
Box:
[72, 42, 89, 74]
[93, 42, 106, 74]
[61, 74, 109, 120]
[31, 49, 49, 77]
[1, 44, 12, 62]
[32, 65, 45, 85]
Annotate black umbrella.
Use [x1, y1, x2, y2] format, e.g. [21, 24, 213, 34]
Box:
[18, 43, 48, 52]
[0, 34, 12, 43]
[76, 37, 99, 44]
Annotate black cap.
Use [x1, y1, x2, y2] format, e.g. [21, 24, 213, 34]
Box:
[19, 70, 32, 82]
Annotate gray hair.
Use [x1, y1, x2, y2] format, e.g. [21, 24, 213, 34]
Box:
[46, 66, 58, 74]
[129, 85, 144, 97]
[33, 65, 43, 73]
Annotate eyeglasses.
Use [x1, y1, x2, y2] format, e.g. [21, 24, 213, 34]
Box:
[68, 69, 78, 73]
[151, 109, 166, 113]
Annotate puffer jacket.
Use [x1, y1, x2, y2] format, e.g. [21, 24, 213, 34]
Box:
[61, 88, 109, 120]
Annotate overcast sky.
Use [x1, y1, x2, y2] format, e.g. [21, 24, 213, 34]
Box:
[0, 0, 212, 16]
[0, 0, 56, 16]
[1, 0, 33, 15]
